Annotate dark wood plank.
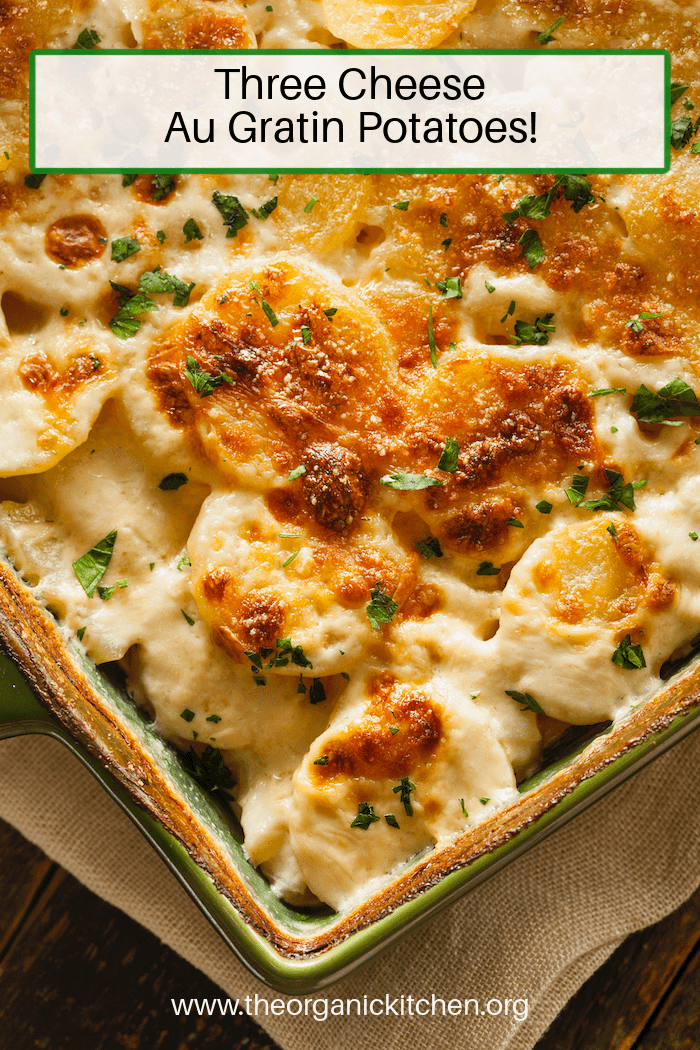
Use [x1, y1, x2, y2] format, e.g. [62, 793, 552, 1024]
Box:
[0, 820, 281, 1050]
[635, 941, 700, 1050]
[0, 819, 57, 959]
[534, 885, 700, 1050]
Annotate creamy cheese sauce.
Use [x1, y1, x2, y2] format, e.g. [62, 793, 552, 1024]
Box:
[1, 0, 700, 910]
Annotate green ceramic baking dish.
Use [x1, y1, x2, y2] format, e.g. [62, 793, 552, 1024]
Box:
[1, 553, 700, 994]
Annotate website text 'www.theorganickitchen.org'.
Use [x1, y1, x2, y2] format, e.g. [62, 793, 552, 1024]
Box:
[170, 994, 529, 1022]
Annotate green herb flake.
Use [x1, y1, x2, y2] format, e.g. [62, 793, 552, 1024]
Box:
[212, 190, 249, 237]
[630, 378, 700, 426]
[480, 796, 490, 805]
[389, 726, 399, 735]
[589, 387, 627, 397]
[184, 355, 232, 398]
[59, 307, 69, 317]
[579, 468, 643, 513]
[139, 267, 195, 307]
[428, 303, 437, 367]
[393, 200, 410, 211]
[415, 536, 443, 559]
[485, 280, 496, 293]
[206, 714, 222, 723]
[288, 464, 306, 481]
[181, 609, 195, 625]
[150, 174, 175, 200]
[519, 228, 545, 269]
[249, 279, 279, 327]
[442, 238, 452, 251]
[76, 626, 86, 641]
[612, 634, 646, 670]
[269, 174, 279, 184]
[507, 517, 524, 528]
[380, 472, 442, 490]
[180, 708, 195, 722]
[671, 117, 695, 151]
[111, 236, 141, 263]
[385, 813, 400, 829]
[301, 324, 312, 345]
[251, 197, 278, 221]
[177, 556, 191, 571]
[505, 689, 546, 715]
[435, 276, 463, 300]
[304, 197, 319, 213]
[122, 174, 138, 187]
[536, 14, 566, 44]
[459, 798, 468, 818]
[439, 212, 449, 227]
[72, 530, 117, 597]
[393, 776, 416, 816]
[24, 173, 46, 189]
[351, 802, 380, 829]
[671, 83, 690, 105]
[156, 230, 166, 244]
[182, 218, 203, 243]
[607, 522, 619, 545]
[437, 437, 460, 473]
[476, 561, 501, 576]
[313, 755, 328, 765]
[282, 549, 300, 568]
[182, 744, 236, 801]
[565, 474, 590, 505]
[501, 300, 516, 323]
[366, 581, 398, 631]
[309, 678, 326, 704]
[509, 312, 555, 347]
[324, 307, 337, 319]
[159, 472, 188, 490]
[97, 584, 115, 601]
[72, 27, 101, 49]
[108, 286, 158, 340]
[691, 532, 699, 541]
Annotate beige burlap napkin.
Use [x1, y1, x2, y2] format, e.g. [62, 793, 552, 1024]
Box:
[2, 728, 700, 1050]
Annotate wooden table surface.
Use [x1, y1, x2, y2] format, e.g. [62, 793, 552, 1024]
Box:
[1, 815, 699, 1049]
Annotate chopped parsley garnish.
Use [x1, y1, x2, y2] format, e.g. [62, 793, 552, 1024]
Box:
[206, 714, 222, 723]
[301, 324, 312, 344]
[535, 500, 553, 514]
[507, 517, 524, 528]
[245, 638, 313, 672]
[159, 472, 188, 490]
[381, 472, 442, 490]
[459, 798, 468, 818]
[393, 776, 416, 816]
[111, 237, 140, 262]
[480, 796, 490, 805]
[76, 626, 86, 642]
[435, 276, 463, 300]
[440, 213, 448, 227]
[437, 437, 460, 473]
[184, 355, 233, 398]
[351, 802, 381, 829]
[97, 579, 126, 600]
[139, 267, 195, 307]
[183, 218, 203, 242]
[309, 678, 326, 704]
[626, 311, 664, 333]
[288, 464, 306, 481]
[73, 27, 101, 49]
[393, 200, 410, 210]
[477, 561, 501, 576]
[366, 581, 398, 630]
[151, 174, 175, 200]
[180, 708, 195, 722]
[251, 197, 278, 220]
[181, 609, 195, 625]
[565, 473, 590, 505]
[313, 755, 328, 765]
[304, 197, 318, 213]
[630, 378, 700, 426]
[501, 300, 515, 323]
[442, 238, 452, 251]
[607, 521, 619, 544]
[504, 174, 596, 225]
[536, 15, 565, 44]
[509, 313, 555, 346]
[60, 307, 69, 317]
[428, 303, 437, 367]
[415, 536, 443, 559]
[390, 726, 399, 735]
[589, 387, 627, 398]
[578, 468, 645, 512]
[72, 530, 117, 597]
[671, 83, 690, 105]
[519, 228, 545, 269]
[269, 174, 279, 184]
[24, 174, 46, 189]
[211, 190, 249, 237]
[156, 230, 166, 244]
[612, 634, 646, 670]
[670, 117, 696, 151]
[182, 744, 236, 802]
[485, 280, 496, 293]
[108, 285, 158, 340]
[249, 280, 279, 326]
[282, 549, 300, 568]
[385, 814, 400, 829]
[122, 174, 138, 187]
[177, 555, 191, 571]
[505, 689, 546, 715]
[324, 307, 337, 319]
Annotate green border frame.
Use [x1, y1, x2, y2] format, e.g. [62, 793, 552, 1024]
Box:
[29, 48, 671, 175]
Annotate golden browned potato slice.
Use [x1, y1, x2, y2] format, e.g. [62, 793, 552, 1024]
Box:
[323, 0, 476, 49]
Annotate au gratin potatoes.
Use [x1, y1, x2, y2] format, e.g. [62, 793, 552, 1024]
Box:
[1, 0, 700, 910]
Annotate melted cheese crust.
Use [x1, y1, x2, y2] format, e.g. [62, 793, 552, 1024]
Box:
[1, 0, 700, 909]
